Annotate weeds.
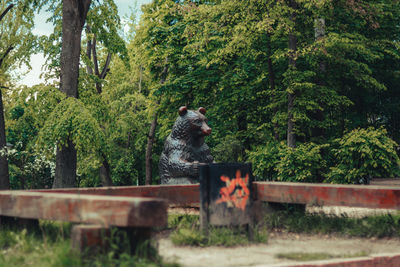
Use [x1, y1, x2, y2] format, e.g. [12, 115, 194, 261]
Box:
[276, 251, 369, 261]
[265, 210, 400, 238]
[168, 209, 400, 248]
[169, 214, 268, 247]
[0, 220, 177, 267]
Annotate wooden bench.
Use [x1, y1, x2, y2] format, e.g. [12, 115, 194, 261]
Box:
[3, 181, 400, 255]
[32, 182, 400, 210]
[0, 190, 167, 253]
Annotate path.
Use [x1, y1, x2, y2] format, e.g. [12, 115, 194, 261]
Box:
[158, 233, 400, 266]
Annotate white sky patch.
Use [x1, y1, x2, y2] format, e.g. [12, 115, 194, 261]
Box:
[16, 53, 49, 87]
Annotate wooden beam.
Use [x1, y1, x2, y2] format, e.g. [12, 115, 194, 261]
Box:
[0, 191, 167, 227]
[33, 184, 200, 205]
[31, 181, 400, 210]
[254, 182, 400, 209]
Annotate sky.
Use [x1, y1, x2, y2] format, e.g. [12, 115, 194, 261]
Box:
[17, 0, 152, 87]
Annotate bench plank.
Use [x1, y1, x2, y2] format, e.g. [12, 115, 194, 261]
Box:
[254, 182, 400, 209]
[27, 181, 400, 210]
[33, 184, 200, 205]
[0, 191, 167, 227]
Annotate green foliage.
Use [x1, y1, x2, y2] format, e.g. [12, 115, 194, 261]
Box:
[248, 140, 283, 180]
[0, 221, 176, 267]
[5, 0, 400, 187]
[327, 127, 400, 184]
[212, 134, 244, 163]
[4, 85, 62, 189]
[249, 141, 327, 182]
[38, 97, 103, 154]
[37, 97, 104, 179]
[276, 143, 328, 183]
[0, 1, 38, 78]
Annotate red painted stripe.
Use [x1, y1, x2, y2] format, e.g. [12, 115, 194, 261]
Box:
[253, 182, 400, 209]
[29, 181, 400, 209]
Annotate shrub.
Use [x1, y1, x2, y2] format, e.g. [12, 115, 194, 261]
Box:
[276, 142, 328, 183]
[326, 127, 400, 184]
[248, 140, 283, 181]
[212, 135, 245, 163]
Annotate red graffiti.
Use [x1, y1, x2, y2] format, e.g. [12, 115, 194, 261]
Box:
[216, 170, 250, 211]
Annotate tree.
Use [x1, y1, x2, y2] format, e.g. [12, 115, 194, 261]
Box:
[287, 0, 297, 148]
[0, 2, 36, 189]
[52, 0, 92, 188]
[6, 84, 62, 189]
[36, 0, 127, 188]
[82, 2, 127, 186]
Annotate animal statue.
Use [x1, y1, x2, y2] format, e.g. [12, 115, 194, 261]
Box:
[159, 106, 214, 184]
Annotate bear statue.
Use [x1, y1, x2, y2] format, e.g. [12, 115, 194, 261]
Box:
[159, 106, 214, 184]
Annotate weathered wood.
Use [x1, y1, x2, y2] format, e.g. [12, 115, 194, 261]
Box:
[370, 178, 400, 186]
[0, 191, 167, 227]
[71, 224, 110, 253]
[254, 182, 400, 209]
[30, 181, 400, 211]
[200, 164, 253, 227]
[33, 184, 200, 205]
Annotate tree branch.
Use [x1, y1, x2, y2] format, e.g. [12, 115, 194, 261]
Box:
[92, 35, 100, 77]
[86, 41, 93, 74]
[0, 4, 14, 23]
[0, 46, 14, 68]
[78, 0, 92, 27]
[100, 52, 112, 79]
[85, 26, 94, 75]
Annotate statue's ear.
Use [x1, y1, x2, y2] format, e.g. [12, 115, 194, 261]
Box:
[198, 107, 206, 115]
[179, 106, 188, 116]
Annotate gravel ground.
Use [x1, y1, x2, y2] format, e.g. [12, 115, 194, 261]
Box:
[161, 205, 400, 266]
[158, 233, 400, 267]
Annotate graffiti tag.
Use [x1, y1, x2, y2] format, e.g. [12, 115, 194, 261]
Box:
[216, 170, 250, 211]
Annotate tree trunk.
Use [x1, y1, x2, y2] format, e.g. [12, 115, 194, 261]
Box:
[311, 18, 326, 139]
[287, 0, 297, 148]
[237, 105, 248, 161]
[145, 113, 157, 185]
[53, 0, 91, 188]
[86, 28, 113, 187]
[0, 88, 9, 190]
[0, 4, 14, 190]
[145, 63, 168, 185]
[267, 35, 279, 141]
[54, 140, 77, 188]
[99, 156, 112, 186]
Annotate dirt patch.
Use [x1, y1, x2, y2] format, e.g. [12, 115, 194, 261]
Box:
[164, 204, 400, 266]
[306, 205, 398, 218]
[157, 233, 400, 267]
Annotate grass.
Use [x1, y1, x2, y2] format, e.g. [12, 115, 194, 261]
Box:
[2, 210, 399, 265]
[0, 221, 78, 267]
[264, 209, 400, 238]
[168, 208, 400, 247]
[276, 251, 369, 261]
[0, 220, 178, 267]
[168, 214, 268, 247]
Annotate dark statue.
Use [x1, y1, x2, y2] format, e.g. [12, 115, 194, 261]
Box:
[159, 106, 214, 184]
